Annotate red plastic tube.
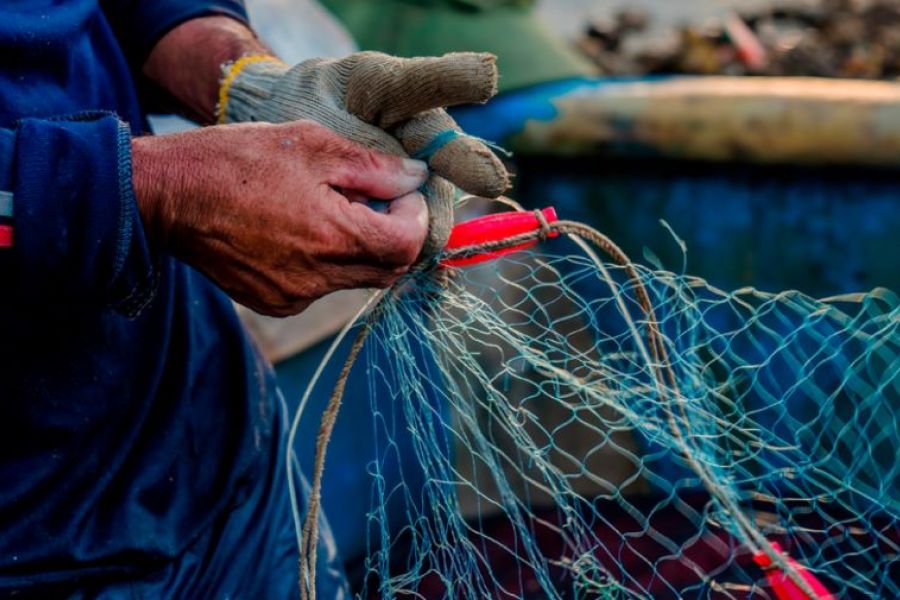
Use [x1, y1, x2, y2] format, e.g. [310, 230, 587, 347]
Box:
[0, 225, 12, 248]
[753, 542, 834, 600]
[441, 207, 558, 268]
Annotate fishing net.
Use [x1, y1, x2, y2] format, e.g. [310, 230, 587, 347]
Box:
[289, 200, 899, 600]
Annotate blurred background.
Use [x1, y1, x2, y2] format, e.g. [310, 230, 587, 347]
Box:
[540, 0, 774, 34]
[156, 0, 900, 592]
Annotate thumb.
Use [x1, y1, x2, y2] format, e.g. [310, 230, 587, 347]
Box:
[345, 190, 429, 267]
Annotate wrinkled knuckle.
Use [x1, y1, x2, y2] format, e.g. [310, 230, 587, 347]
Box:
[346, 150, 397, 189]
[314, 130, 366, 164]
[345, 206, 382, 247]
[349, 145, 382, 173]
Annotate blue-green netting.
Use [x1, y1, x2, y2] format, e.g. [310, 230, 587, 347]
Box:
[297, 229, 898, 599]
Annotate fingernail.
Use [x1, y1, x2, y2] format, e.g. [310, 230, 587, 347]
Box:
[402, 158, 429, 179]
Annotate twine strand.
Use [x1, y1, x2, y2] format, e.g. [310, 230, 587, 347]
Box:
[296, 214, 817, 600]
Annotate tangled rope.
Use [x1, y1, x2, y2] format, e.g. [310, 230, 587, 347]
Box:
[295, 206, 819, 599]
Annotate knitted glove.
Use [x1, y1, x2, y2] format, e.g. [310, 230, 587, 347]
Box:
[217, 52, 510, 260]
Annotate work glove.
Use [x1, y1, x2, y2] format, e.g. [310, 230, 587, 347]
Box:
[217, 52, 510, 261]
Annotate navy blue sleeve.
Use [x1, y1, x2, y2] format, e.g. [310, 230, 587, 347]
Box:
[100, 0, 250, 68]
[0, 130, 12, 251]
[0, 112, 156, 317]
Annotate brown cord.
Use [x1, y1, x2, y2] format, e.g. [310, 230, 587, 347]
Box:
[298, 325, 372, 600]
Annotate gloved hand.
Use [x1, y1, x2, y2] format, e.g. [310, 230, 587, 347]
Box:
[216, 52, 510, 260]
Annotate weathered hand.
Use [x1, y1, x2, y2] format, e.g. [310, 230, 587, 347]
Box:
[132, 120, 429, 317]
[219, 51, 511, 256]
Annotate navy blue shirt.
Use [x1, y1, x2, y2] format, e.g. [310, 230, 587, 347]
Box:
[0, 0, 280, 590]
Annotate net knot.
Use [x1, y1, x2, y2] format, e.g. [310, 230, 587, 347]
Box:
[534, 208, 552, 241]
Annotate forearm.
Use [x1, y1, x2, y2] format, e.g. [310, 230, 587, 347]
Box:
[143, 15, 273, 124]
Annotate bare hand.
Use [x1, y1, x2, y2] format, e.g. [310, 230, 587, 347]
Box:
[132, 120, 429, 317]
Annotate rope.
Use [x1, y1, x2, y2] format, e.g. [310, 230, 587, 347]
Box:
[296, 213, 818, 599]
[299, 324, 373, 600]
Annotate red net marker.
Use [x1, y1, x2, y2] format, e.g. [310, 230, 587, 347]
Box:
[753, 542, 835, 600]
[0, 225, 12, 248]
[441, 207, 558, 268]
[725, 14, 768, 70]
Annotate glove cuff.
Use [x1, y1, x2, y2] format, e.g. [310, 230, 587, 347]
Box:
[217, 55, 289, 124]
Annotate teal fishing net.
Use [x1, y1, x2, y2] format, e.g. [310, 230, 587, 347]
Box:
[290, 206, 899, 600]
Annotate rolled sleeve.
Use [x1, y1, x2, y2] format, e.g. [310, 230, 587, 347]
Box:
[101, 0, 250, 67]
[8, 112, 156, 316]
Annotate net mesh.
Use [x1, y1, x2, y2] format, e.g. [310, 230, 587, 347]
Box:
[294, 218, 899, 600]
